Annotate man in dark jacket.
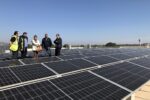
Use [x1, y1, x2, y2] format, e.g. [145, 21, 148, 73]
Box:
[54, 34, 62, 56]
[42, 33, 52, 56]
[18, 32, 28, 58]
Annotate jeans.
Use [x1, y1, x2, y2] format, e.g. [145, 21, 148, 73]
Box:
[45, 47, 51, 56]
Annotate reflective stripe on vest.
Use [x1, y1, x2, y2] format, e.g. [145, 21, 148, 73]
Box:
[10, 35, 18, 51]
[20, 37, 24, 51]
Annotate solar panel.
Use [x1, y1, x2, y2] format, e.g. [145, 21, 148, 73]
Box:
[82, 53, 102, 57]
[59, 54, 85, 60]
[0, 54, 11, 61]
[0, 68, 20, 87]
[135, 51, 150, 56]
[27, 51, 56, 57]
[124, 52, 143, 57]
[44, 61, 79, 74]
[61, 50, 80, 55]
[0, 81, 71, 100]
[62, 52, 81, 56]
[10, 64, 55, 82]
[115, 62, 150, 79]
[92, 63, 148, 90]
[51, 72, 129, 100]
[0, 48, 150, 99]
[67, 59, 97, 69]
[131, 57, 150, 69]
[0, 60, 22, 68]
[109, 54, 133, 60]
[86, 56, 118, 65]
[21, 56, 60, 64]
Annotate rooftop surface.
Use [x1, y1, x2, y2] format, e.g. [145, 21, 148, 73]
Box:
[0, 48, 150, 100]
[134, 80, 150, 100]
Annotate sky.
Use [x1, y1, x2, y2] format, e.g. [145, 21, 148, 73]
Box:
[0, 0, 150, 45]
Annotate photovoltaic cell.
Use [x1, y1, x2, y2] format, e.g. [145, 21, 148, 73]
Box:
[92, 63, 148, 90]
[86, 56, 118, 65]
[0, 60, 22, 68]
[82, 53, 101, 57]
[0, 68, 20, 87]
[131, 57, 150, 69]
[21, 56, 60, 64]
[68, 59, 97, 69]
[51, 72, 129, 100]
[0, 81, 71, 100]
[10, 64, 55, 82]
[59, 54, 85, 60]
[45, 61, 79, 74]
[0, 54, 11, 61]
[124, 52, 143, 57]
[112, 62, 150, 79]
[109, 54, 133, 60]
[61, 50, 80, 56]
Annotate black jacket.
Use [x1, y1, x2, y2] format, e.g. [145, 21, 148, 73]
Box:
[54, 37, 62, 48]
[18, 35, 28, 51]
[42, 37, 52, 50]
[10, 37, 16, 43]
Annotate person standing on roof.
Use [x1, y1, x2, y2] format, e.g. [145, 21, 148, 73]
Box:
[32, 35, 41, 59]
[9, 31, 19, 59]
[54, 33, 62, 56]
[42, 33, 52, 56]
[18, 32, 28, 58]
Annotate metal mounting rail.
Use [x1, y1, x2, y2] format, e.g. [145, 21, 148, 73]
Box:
[41, 63, 59, 75]
[18, 59, 26, 65]
[89, 71, 133, 93]
[127, 61, 150, 70]
[49, 81, 74, 100]
[0, 75, 57, 91]
[55, 56, 64, 61]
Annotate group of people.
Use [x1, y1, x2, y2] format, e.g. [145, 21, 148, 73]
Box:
[9, 31, 62, 59]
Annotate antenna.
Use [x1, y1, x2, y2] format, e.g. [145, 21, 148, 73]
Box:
[138, 38, 141, 46]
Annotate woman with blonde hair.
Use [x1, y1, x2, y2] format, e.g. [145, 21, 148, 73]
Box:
[32, 35, 41, 59]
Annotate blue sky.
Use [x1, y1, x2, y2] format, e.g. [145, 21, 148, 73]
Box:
[0, 0, 150, 44]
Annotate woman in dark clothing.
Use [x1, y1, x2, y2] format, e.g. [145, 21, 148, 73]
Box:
[54, 34, 62, 56]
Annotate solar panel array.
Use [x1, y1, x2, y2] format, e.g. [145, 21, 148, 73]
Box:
[0, 48, 150, 100]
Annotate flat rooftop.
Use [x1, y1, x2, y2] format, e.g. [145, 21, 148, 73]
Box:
[0, 48, 150, 100]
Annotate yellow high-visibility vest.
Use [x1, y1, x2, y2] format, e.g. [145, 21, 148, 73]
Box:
[10, 35, 18, 51]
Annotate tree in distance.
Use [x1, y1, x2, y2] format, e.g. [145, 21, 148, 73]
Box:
[105, 42, 119, 47]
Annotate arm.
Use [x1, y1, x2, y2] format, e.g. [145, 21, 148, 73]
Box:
[42, 38, 44, 47]
[59, 38, 62, 47]
[32, 40, 39, 46]
[54, 39, 58, 44]
[38, 40, 41, 46]
[49, 38, 52, 47]
[18, 36, 22, 50]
